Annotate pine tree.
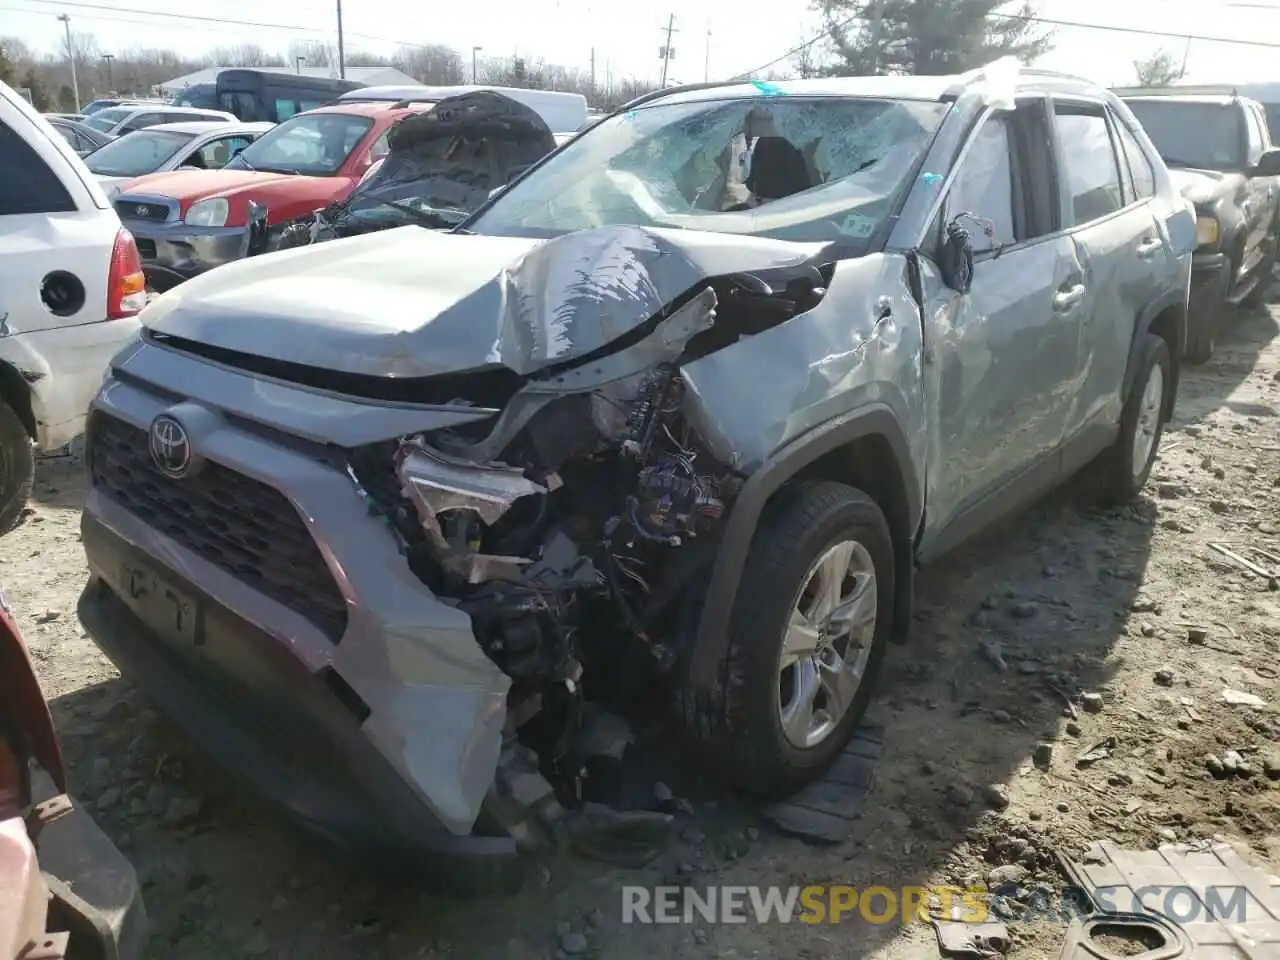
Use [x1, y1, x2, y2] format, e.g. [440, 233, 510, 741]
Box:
[818, 0, 1053, 76]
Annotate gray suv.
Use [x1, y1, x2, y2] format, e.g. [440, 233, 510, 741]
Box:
[76, 61, 1196, 894]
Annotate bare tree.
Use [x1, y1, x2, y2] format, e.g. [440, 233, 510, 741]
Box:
[397, 44, 465, 85]
[1132, 48, 1183, 86]
[287, 40, 334, 69]
[791, 38, 821, 78]
[206, 43, 284, 67]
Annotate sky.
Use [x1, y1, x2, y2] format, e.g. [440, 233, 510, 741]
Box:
[5, 0, 1280, 88]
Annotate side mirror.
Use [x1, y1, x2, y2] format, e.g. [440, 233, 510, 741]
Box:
[1251, 148, 1280, 178]
[939, 217, 975, 293]
[231, 146, 246, 158]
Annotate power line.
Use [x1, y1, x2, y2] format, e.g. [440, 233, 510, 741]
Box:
[734, 4, 1280, 79]
[5, 0, 423, 50]
[10, 0, 323, 33]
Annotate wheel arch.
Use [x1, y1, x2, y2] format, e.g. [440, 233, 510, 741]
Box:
[1125, 290, 1185, 421]
[0, 361, 38, 440]
[686, 404, 923, 690]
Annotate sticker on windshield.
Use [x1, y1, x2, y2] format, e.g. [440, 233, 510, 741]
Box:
[838, 213, 878, 238]
[751, 79, 786, 97]
[921, 171, 943, 187]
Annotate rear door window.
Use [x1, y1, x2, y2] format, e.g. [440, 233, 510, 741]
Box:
[1053, 106, 1124, 225]
[0, 119, 76, 215]
[275, 99, 299, 121]
[1113, 118, 1155, 200]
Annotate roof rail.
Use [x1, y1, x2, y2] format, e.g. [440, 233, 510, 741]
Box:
[1019, 67, 1095, 83]
[1113, 84, 1238, 98]
[617, 80, 734, 113]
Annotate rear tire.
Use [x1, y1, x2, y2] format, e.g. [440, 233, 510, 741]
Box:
[679, 481, 895, 797]
[1095, 334, 1172, 504]
[0, 400, 35, 536]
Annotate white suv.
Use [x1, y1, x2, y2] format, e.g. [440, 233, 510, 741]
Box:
[0, 80, 146, 533]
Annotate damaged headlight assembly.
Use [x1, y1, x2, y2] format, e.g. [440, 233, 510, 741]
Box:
[364, 287, 737, 688]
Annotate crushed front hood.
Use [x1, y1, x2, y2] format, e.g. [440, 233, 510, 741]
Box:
[142, 224, 828, 378]
[335, 90, 559, 233]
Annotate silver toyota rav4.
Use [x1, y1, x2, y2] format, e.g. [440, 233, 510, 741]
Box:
[77, 61, 1196, 894]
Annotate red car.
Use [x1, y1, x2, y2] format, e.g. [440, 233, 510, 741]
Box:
[113, 101, 433, 290]
[0, 593, 146, 960]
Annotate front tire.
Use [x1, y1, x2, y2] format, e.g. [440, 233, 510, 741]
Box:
[681, 481, 895, 797]
[0, 400, 34, 536]
[1095, 333, 1172, 504]
[1185, 261, 1231, 365]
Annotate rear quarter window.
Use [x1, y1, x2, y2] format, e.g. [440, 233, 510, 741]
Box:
[0, 120, 76, 216]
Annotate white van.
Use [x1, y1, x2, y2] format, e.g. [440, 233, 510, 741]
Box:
[0, 80, 146, 532]
[337, 84, 588, 134]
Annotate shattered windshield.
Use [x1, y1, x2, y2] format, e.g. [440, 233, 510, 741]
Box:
[224, 112, 373, 175]
[1123, 100, 1245, 171]
[467, 95, 948, 243]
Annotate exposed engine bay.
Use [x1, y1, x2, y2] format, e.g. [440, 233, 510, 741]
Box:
[338, 269, 827, 839]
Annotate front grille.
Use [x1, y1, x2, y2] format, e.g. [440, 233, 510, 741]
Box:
[88, 413, 348, 642]
[115, 200, 170, 223]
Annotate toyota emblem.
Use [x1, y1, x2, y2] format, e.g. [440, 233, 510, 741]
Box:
[149, 415, 192, 478]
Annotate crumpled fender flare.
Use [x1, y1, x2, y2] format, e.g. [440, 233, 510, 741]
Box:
[1123, 285, 1186, 417]
[686, 403, 922, 690]
[0, 339, 52, 439]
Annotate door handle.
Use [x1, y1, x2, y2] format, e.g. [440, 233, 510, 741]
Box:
[1137, 237, 1163, 259]
[1053, 284, 1085, 311]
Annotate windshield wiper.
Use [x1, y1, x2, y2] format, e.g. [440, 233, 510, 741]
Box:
[361, 198, 468, 230]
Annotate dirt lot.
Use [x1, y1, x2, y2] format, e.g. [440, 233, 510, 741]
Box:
[4, 305, 1279, 960]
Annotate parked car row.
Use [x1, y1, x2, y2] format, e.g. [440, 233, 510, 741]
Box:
[1114, 85, 1280, 363]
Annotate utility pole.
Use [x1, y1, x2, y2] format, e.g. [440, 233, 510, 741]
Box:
[295, 55, 305, 74]
[101, 53, 114, 92]
[1179, 35, 1192, 79]
[335, 0, 346, 79]
[590, 47, 596, 96]
[472, 46, 481, 84]
[704, 25, 710, 82]
[659, 13, 677, 87]
[57, 14, 79, 109]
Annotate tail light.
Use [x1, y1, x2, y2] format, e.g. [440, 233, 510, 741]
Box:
[107, 228, 147, 320]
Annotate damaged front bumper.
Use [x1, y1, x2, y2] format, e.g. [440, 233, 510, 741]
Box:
[121, 218, 249, 289]
[76, 355, 527, 895]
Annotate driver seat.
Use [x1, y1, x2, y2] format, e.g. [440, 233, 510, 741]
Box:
[746, 136, 813, 202]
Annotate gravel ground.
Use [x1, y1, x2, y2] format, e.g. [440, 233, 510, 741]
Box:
[4, 305, 1279, 960]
